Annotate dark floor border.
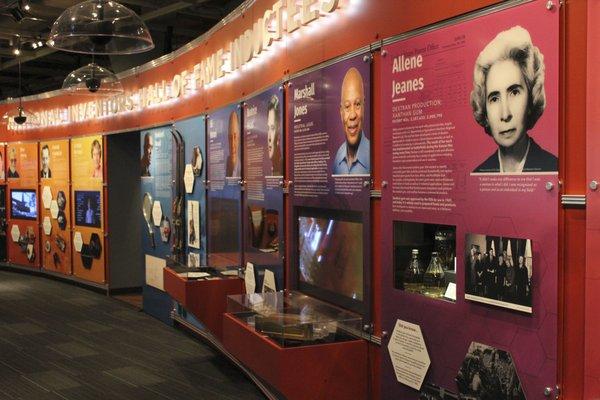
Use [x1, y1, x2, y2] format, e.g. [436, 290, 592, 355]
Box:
[0, 262, 119, 296]
[171, 311, 280, 400]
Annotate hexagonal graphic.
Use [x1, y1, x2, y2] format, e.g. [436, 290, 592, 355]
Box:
[152, 200, 162, 227]
[387, 319, 430, 390]
[42, 186, 53, 209]
[73, 231, 83, 252]
[89, 233, 102, 259]
[464, 233, 532, 314]
[10, 224, 20, 242]
[50, 200, 59, 219]
[43, 216, 52, 236]
[184, 164, 195, 194]
[456, 342, 525, 399]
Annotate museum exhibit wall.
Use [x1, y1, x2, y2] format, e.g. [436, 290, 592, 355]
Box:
[0, 0, 591, 398]
[40, 139, 71, 275]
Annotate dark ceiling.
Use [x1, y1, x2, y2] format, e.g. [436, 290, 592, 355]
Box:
[0, 0, 244, 101]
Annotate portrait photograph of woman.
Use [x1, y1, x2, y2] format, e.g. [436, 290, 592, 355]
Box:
[470, 26, 557, 174]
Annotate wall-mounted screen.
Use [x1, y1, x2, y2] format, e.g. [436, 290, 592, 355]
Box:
[297, 207, 364, 314]
[74, 190, 101, 228]
[10, 189, 37, 220]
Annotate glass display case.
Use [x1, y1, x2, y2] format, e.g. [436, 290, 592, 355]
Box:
[227, 291, 364, 347]
[393, 221, 456, 302]
[166, 257, 240, 279]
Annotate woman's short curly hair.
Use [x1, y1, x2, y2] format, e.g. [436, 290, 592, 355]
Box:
[470, 26, 546, 135]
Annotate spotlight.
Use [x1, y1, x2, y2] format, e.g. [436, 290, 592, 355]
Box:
[13, 48, 20, 56]
[23, 3, 30, 10]
[37, 41, 43, 47]
[32, 43, 38, 49]
[85, 77, 102, 92]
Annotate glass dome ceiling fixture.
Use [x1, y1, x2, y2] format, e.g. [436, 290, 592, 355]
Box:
[62, 62, 124, 96]
[48, 0, 154, 55]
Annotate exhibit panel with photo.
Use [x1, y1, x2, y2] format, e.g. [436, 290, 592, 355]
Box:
[289, 54, 372, 317]
[40, 140, 71, 275]
[71, 135, 104, 184]
[243, 85, 285, 292]
[140, 126, 175, 261]
[71, 136, 106, 283]
[380, 2, 558, 398]
[176, 115, 207, 266]
[7, 142, 40, 267]
[207, 104, 242, 270]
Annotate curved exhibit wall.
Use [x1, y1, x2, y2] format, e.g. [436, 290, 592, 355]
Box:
[0, 0, 577, 399]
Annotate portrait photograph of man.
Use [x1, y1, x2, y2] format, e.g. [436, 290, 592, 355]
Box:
[226, 111, 241, 178]
[7, 147, 19, 178]
[332, 67, 370, 175]
[141, 132, 153, 177]
[40, 145, 51, 179]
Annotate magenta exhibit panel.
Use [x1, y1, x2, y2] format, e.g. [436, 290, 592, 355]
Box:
[207, 104, 243, 271]
[379, 2, 558, 399]
[243, 85, 285, 291]
[289, 54, 372, 319]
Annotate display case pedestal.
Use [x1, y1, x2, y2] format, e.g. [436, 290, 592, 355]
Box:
[222, 313, 368, 400]
[163, 267, 243, 340]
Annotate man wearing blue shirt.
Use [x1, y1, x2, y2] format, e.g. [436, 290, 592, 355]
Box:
[332, 67, 370, 175]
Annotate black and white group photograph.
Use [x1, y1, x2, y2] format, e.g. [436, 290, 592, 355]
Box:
[464, 233, 532, 313]
[456, 342, 525, 400]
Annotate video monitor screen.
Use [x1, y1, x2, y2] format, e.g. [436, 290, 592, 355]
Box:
[10, 189, 37, 220]
[74, 190, 101, 228]
[297, 209, 364, 307]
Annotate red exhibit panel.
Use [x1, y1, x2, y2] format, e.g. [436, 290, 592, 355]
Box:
[379, 2, 559, 399]
[223, 313, 368, 400]
[70, 135, 106, 283]
[40, 139, 72, 275]
[164, 267, 243, 340]
[7, 142, 40, 268]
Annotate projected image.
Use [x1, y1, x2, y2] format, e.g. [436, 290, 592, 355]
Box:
[74, 190, 101, 228]
[298, 215, 363, 301]
[11, 190, 37, 220]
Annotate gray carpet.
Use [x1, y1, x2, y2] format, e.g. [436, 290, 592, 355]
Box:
[0, 270, 266, 400]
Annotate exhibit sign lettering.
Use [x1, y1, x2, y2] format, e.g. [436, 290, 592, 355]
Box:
[8, 0, 347, 131]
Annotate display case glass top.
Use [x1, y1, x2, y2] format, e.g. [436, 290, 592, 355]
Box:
[227, 290, 364, 347]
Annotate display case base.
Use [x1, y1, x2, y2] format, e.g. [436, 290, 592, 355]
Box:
[222, 313, 368, 400]
[163, 267, 243, 340]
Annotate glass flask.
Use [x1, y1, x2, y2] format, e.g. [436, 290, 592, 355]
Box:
[423, 252, 445, 288]
[434, 226, 455, 271]
[404, 249, 423, 284]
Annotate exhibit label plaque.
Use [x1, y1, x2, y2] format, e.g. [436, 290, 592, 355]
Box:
[387, 319, 430, 390]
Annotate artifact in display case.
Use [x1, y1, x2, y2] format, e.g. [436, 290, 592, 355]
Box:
[393, 221, 456, 301]
[227, 291, 364, 347]
[166, 258, 235, 280]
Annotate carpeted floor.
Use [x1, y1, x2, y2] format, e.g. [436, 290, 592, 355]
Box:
[0, 270, 266, 400]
